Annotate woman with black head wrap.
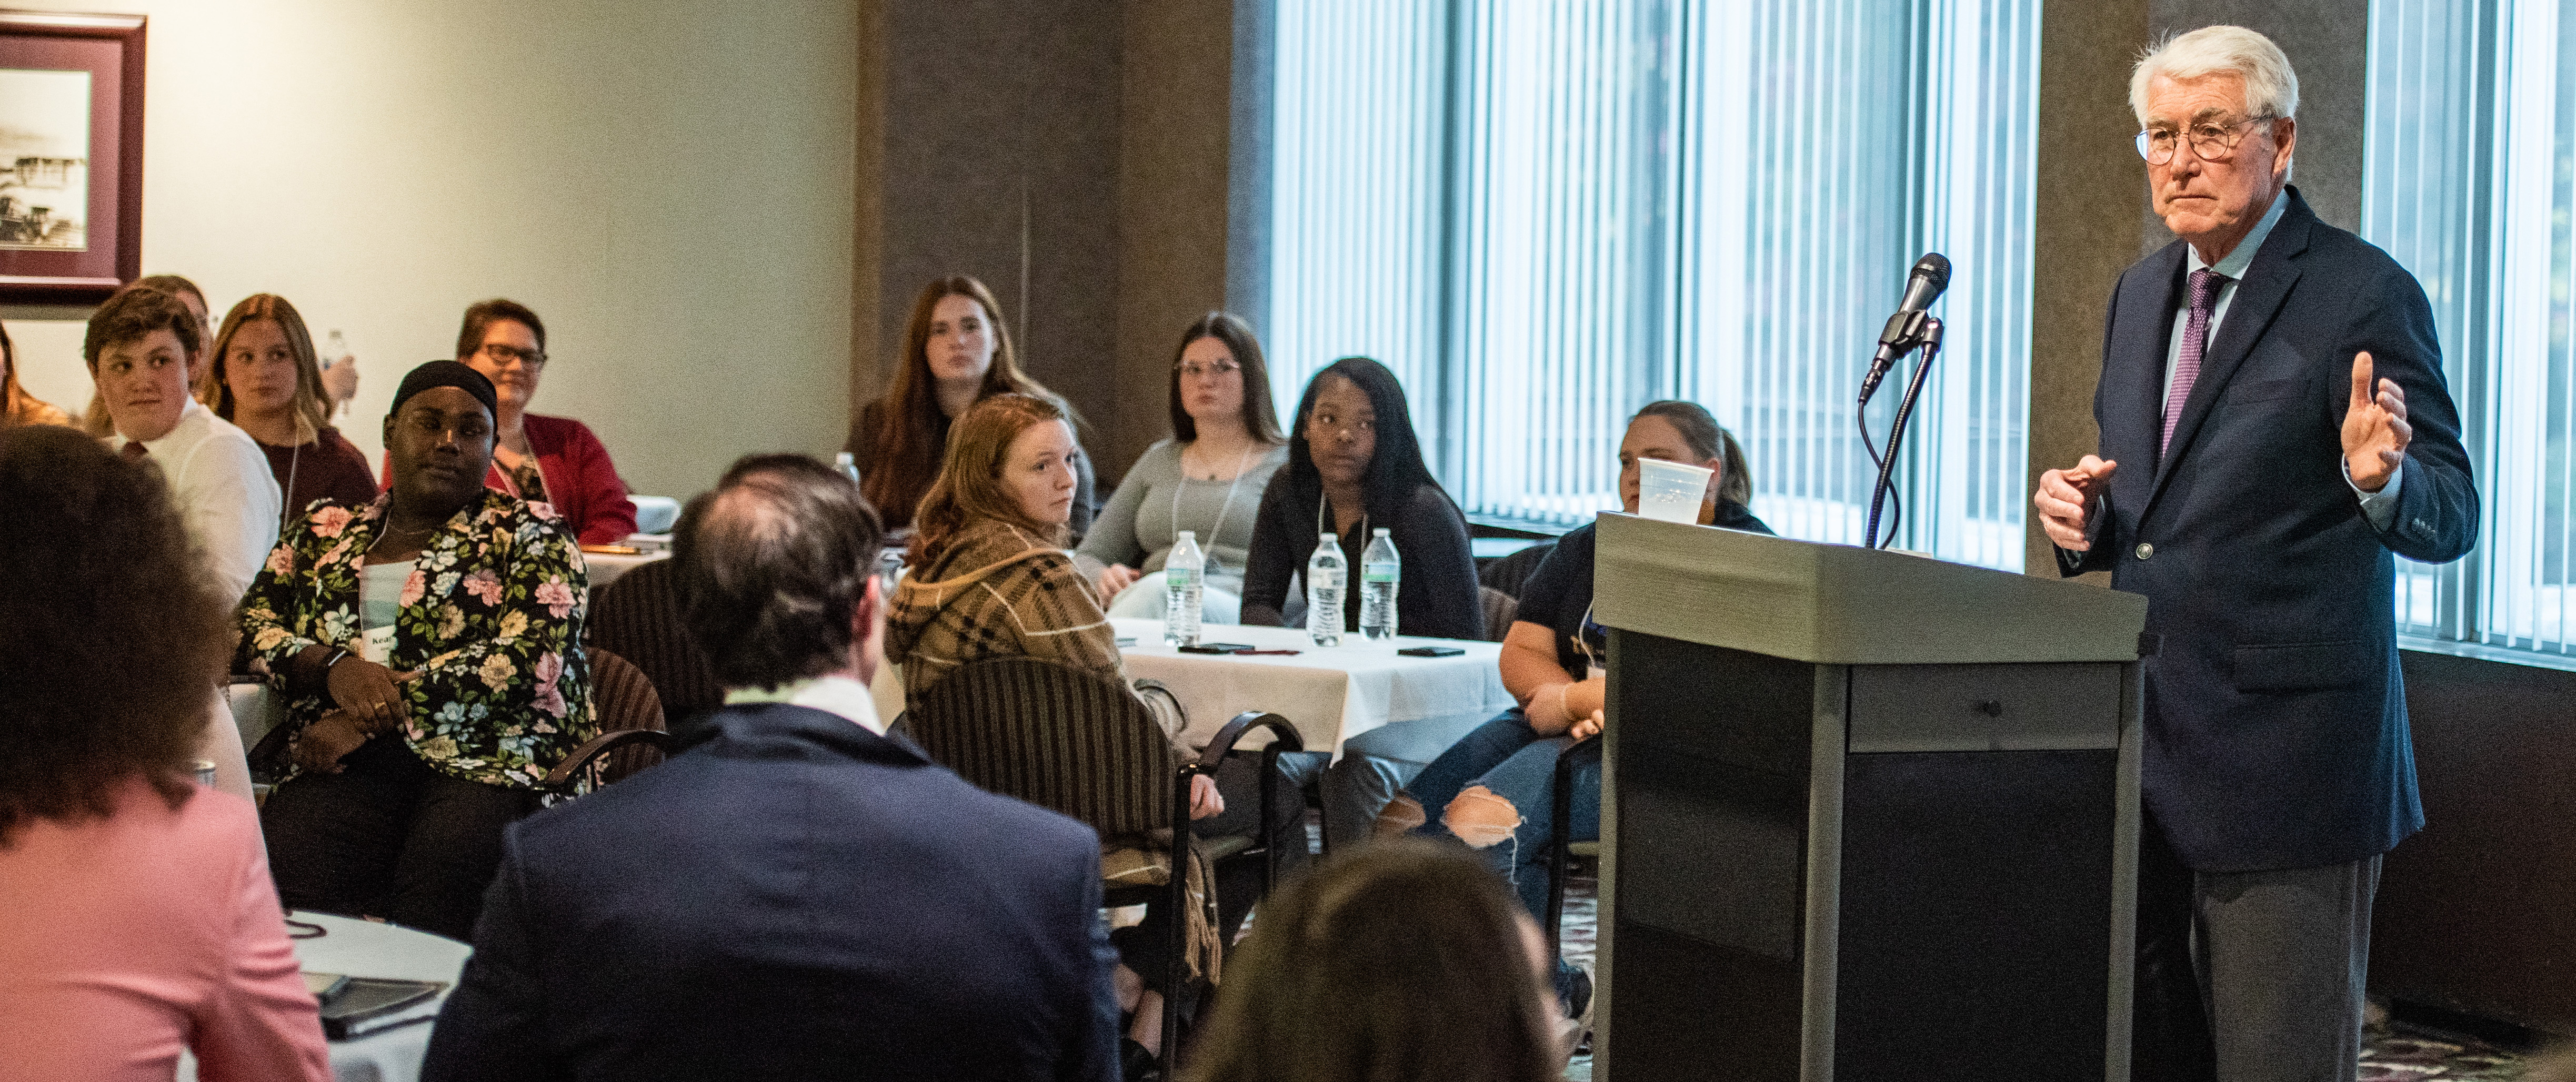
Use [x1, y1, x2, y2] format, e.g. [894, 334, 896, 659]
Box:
[241, 361, 595, 941]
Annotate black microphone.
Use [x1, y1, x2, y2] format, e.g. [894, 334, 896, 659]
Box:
[1860, 252, 1951, 404]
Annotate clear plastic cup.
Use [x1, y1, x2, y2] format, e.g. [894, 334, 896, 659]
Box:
[1636, 459, 1715, 523]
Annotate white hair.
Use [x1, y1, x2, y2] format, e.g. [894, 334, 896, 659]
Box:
[2129, 25, 2299, 127]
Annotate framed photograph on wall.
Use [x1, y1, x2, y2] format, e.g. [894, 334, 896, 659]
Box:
[0, 10, 143, 303]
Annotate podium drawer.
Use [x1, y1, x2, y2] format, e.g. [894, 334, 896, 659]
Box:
[1846, 662, 2121, 753]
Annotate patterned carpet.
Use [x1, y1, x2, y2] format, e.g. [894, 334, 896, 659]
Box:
[1545, 868, 2532, 1081]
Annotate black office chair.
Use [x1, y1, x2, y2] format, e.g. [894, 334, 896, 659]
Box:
[1478, 540, 1558, 600]
[1545, 734, 1604, 957]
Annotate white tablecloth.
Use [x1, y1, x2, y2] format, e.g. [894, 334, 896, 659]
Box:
[580, 547, 668, 589]
[1109, 618, 1513, 759]
[868, 620, 1515, 761]
[178, 912, 471, 1082]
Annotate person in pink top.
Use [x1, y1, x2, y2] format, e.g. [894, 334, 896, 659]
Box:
[0, 424, 330, 1082]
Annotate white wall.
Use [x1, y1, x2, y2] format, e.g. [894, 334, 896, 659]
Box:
[1, 0, 857, 500]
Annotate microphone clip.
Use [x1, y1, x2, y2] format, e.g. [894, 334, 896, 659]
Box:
[1860, 310, 1938, 407]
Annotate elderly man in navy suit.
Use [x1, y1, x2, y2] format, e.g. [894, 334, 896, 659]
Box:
[2034, 25, 2478, 1082]
[425, 454, 1120, 1081]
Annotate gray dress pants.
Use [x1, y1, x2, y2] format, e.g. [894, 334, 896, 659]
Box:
[2134, 813, 2381, 1082]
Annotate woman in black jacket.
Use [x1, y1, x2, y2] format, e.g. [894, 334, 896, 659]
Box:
[1238, 356, 1480, 640]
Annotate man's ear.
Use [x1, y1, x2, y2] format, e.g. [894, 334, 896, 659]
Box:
[2271, 116, 2298, 185]
[851, 574, 888, 679]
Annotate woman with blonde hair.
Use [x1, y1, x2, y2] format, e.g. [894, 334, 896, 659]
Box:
[1, 321, 73, 428]
[197, 294, 378, 523]
[844, 275, 1095, 533]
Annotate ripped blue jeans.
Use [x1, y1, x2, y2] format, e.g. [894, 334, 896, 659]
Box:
[1376, 708, 1601, 923]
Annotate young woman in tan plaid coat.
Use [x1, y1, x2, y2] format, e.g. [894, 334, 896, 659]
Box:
[888, 393, 1125, 697]
[886, 392, 1227, 1069]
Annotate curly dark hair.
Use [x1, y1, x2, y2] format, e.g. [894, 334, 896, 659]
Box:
[1184, 840, 1562, 1082]
[674, 453, 887, 691]
[0, 424, 233, 844]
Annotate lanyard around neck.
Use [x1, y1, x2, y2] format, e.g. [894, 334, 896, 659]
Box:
[1317, 494, 1367, 545]
[1174, 441, 1257, 574]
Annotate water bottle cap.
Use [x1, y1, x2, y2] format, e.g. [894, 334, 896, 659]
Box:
[1320, 532, 1336, 541]
[1176, 530, 1195, 540]
[835, 452, 854, 464]
[1372, 528, 1390, 537]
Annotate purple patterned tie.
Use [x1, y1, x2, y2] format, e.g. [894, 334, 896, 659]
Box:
[2162, 268, 2225, 456]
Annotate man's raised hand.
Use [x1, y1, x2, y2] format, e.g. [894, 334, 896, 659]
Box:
[2343, 350, 2411, 492]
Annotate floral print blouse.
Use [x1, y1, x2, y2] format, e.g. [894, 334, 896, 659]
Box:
[240, 490, 595, 790]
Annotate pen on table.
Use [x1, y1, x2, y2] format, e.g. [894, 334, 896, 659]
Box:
[1235, 649, 1301, 656]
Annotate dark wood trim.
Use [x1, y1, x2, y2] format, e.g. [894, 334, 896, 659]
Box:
[2373, 650, 2576, 1037]
[0, 9, 144, 303]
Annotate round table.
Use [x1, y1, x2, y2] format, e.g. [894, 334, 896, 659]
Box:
[580, 547, 669, 589]
[179, 912, 471, 1082]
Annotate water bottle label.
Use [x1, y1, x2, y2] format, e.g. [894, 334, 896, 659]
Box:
[1362, 565, 1398, 583]
[1169, 568, 1201, 587]
[1310, 569, 1344, 592]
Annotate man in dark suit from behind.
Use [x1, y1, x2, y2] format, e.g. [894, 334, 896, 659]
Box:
[425, 453, 1120, 1082]
[2034, 26, 2477, 1082]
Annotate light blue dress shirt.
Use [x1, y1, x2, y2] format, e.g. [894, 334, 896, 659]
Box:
[2160, 189, 2400, 528]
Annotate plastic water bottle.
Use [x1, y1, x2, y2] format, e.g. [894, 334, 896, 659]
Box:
[835, 451, 863, 489]
[1306, 533, 1347, 647]
[1360, 527, 1400, 641]
[321, 330, 353, 421]
[1165, 531, 1205, 646]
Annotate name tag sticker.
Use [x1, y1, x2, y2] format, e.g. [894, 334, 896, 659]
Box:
[360, 625, 396, 664]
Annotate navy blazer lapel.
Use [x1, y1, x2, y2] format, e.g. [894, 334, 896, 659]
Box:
[2103, 245, 2184, 521]
[2146, 193, 2315, 510]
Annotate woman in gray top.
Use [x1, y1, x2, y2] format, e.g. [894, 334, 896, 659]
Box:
[1077, 312, 1287, 622]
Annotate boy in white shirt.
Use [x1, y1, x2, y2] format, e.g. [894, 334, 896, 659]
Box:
[87, 285, 281, 604]
[87, 284, 278, 802]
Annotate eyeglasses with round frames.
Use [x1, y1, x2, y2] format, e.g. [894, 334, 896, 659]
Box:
[2136, 114, 2278, 165]
[477, 343, 547, 368]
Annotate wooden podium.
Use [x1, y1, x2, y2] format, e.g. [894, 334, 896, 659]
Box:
[1588, 513, 2149, 1081]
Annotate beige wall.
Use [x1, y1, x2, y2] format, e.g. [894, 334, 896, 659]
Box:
[1, 0, 858, 501]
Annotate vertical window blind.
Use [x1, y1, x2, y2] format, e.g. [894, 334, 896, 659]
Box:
[1264, 0, 2040, 570]
[2365, 0, 2576, 666]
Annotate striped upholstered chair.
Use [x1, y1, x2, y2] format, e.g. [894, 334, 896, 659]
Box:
[586, 558, 724, 727]
[904, 656, 1301, 1060]
[543, 647, 672, 798]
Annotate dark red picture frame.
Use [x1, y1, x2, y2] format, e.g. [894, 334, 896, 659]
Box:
[0, 9, 142, 303]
